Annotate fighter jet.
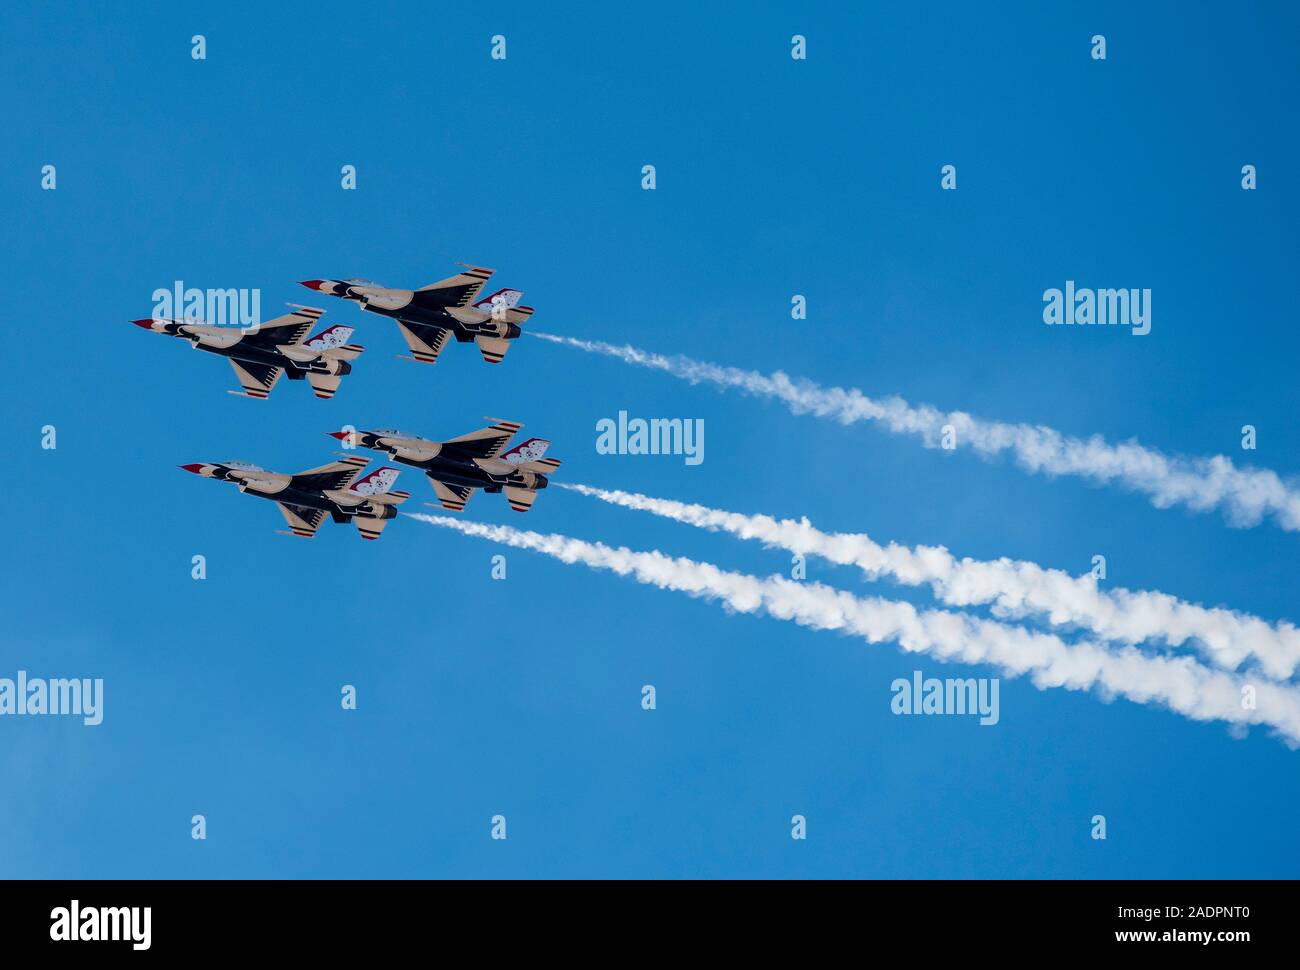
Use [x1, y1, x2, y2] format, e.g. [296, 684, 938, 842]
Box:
[131, 305, 363, 400]
[299, 265, 533, 366]
[179, 455, 411, 540]
[330, 419, 560, 513]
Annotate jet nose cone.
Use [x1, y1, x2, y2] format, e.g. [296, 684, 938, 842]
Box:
[179, 463, 205, 474]
[299, 280, 326, 291]
[327, 431, 350, 440]
[131, 318, 157, 329]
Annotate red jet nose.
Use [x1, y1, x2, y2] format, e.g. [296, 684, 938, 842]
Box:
[299, 280, 325, 291]
[327, 431, 350, 440]
[131, 318, 156, 329]
[178, 463, 205, 474]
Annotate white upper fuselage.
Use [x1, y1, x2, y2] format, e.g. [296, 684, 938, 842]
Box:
[322, 281, 505, 325]
[369, 430, 444, 462]
[357, 431, 535, 483]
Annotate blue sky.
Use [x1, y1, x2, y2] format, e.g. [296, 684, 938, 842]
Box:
[1, 0, 1298, 878]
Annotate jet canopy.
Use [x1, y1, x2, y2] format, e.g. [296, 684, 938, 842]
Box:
[223, 460, 266, 472]
[373, 428, 425, 440]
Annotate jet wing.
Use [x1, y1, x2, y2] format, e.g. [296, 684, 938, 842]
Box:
[414, 265, 494, 307]
[427, 478, 475, 512]
[276, 502, 327, 538]
[444, 420, 523, 460]
[396, 321, 452, 365]
[288, 455, 370, 493]
[241, 306, 325, 349]
[228, 359, 283, 399]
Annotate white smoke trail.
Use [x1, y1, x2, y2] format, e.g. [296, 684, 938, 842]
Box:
[531, 332, 1300, 534]
[557, 483, 1300, 681]
[406, 512, 1300, 746]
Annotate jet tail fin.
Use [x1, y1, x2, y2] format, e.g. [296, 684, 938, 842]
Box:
[369, 489, 411, 507]
[500, 437, 551, 464]
[306, 372, 343, 399]
[350, 466, 402, 497]
[319, 343, 365, 362]
[503, 486, 539, 512]
[355, 516, 391, 541]
[475, 335, 511, 364]
[302, 323, 354, 350]
[516, 457, 561, 474]
[348, 467, 412, 505]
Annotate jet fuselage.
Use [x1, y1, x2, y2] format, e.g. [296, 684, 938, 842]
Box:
[358, 299, 519, 342]
[146, 322, 351, 377]
[305, 281, 522, 341]
[403, 454, 547, 493]
[184, 463, 395, 522]
[343, 432, 548, 493]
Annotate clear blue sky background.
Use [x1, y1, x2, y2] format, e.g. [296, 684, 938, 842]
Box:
[1, 1, 1297, 878]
